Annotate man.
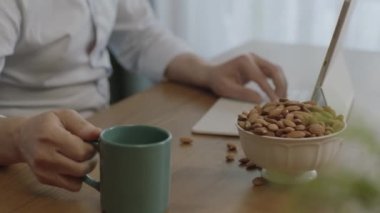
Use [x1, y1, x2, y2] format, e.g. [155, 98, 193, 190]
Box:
[0, 0, 287, 191]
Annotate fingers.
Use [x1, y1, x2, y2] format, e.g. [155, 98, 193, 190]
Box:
[33, 152, 97, 192]
[53, 109, 101, 141]
[252, 53, 288, 98]
[53, 128, 97, 162]
[225, 84, 263, 103]
[51, 110, 99, 161]
[55, 153, 97, 177]
[36, 172, 84, 192]
[237, 55, 279, 101]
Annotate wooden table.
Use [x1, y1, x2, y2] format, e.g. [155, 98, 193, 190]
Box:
[1, 82, 273, 213]
[1, 44, 380, 212]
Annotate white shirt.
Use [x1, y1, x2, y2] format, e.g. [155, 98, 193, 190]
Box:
[0, 0, 191, 117]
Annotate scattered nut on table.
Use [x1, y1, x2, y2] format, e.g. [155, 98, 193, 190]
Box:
[246, 161, 262, 171]
[226, 154, 235, 162]
[180, 136, 193, 145]
[227, 143, 237, 152]
[252, 177, 267, 187]
[238, 157, 250, 166]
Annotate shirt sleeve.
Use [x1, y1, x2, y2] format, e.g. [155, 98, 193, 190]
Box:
[0, 1, 21, 74]
[108, 0, 192, 82]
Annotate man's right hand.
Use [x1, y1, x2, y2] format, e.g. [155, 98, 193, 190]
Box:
[12, 109, 101, 191]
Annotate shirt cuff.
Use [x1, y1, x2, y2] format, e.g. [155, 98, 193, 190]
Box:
[138, 35, 193, 82]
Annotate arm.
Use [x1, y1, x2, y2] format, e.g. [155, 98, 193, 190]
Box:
[108, 0, 192, 82]
[0, 116, 24, 164]
[108, 0, 287, 102]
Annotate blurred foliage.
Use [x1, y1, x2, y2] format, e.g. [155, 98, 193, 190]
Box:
[287, 118, 380, 213]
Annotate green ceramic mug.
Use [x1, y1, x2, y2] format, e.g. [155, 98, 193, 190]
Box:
[83, 125, 172, 213]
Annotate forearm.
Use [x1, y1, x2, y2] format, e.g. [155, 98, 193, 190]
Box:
[164, 53, 212, 88]
[0, 116, 26, 165]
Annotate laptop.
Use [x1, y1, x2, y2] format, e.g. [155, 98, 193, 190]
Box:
[192, 0, 355, 136]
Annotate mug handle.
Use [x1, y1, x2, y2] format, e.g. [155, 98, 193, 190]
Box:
[82, 140, 101, 191]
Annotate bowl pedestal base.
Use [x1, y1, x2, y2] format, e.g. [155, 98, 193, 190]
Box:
[262, 169, 317, 184]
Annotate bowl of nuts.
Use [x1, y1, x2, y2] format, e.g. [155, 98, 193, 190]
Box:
[236, 99, 346, 184]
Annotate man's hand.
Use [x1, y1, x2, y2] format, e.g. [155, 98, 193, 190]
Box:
[7, 110, 101, 191]
[207, 53, 287, 102]
[165, 53, 287, 103]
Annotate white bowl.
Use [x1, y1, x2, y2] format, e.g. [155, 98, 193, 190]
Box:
[237, 124, 346, 184]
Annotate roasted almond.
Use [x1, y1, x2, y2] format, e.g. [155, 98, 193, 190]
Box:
[287, 131, 306, 138]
